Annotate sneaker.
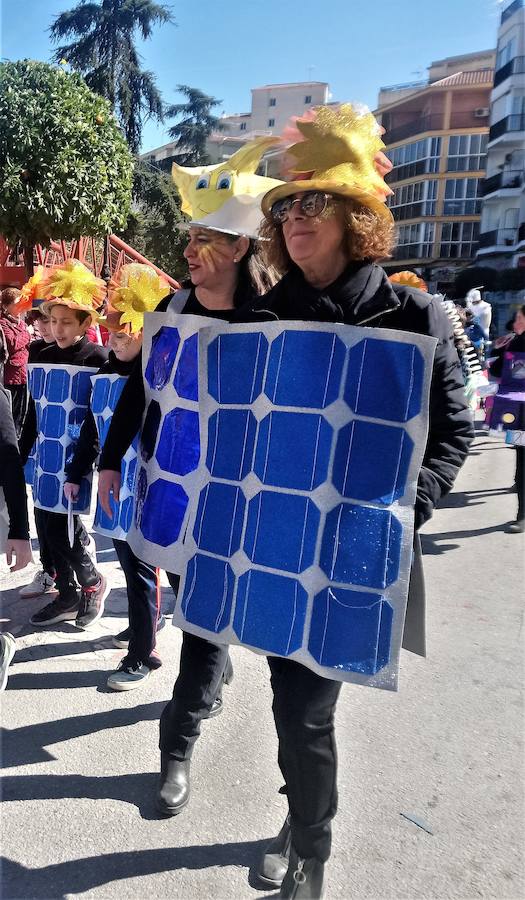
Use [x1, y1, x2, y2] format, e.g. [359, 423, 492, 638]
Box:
[75, 575, 110, 630]
[107, 661, 151, 691]
[19, 571, 58, 599]
[30, 600, 79, 627]
[111, 614, 166, 649]
[0, 633, 17, 691]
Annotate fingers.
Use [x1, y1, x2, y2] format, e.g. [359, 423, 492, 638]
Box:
[6, 540, 33, 572]
[98, 470, 120, 517]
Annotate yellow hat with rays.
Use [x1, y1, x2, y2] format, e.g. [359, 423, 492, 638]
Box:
[40, 259, 105, 320]
[105, 263, 171, 334]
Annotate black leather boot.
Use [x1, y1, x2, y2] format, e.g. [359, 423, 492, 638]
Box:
[156, 755, 190, 816]
[257, 814, 291, 887]
[280, 847, 324, 899]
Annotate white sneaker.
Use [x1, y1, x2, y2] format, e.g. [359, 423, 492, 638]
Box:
[0, 633, 16, 691]
[19, 571, 58, 599]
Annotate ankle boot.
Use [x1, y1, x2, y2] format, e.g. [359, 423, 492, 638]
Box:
[280, 847, 324, 899]
[156, 754, 190, 816]
[257, 814, 291, 887]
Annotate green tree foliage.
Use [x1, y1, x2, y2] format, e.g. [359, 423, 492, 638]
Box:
[0, 60, 133, 247]
[50, 0, 173, 153]
[166, 84, 224, 164]
[118, 159, 187, 280]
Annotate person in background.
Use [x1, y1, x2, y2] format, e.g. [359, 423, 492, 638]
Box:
[0, 384, 33, 691]
[466, 288, 492, 341]
[0, 287, 31, 436]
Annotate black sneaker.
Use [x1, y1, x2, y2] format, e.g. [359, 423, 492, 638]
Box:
[75, 575, 110, 630]
[112, 614, 166, 649]
[30, 599, 79, 627]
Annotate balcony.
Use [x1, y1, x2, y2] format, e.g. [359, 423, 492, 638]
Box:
[518, 222, 525, 243]
[489, 114, 525, 142]
[480, 170, 524, 195]
[478, 228, 516, 249]
[494, 56, 525, 88]
[385, 114, 443, 144]
[449, 111, 489, 129]
[501, 0, 523, 23]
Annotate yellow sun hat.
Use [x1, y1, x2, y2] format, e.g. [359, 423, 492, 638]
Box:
[261, 104, 394, 224]
[105, 263, 171, 334]
[172, 136, 283, 239]
[40, 259, 106, 320]
[389, 271, 428, 292]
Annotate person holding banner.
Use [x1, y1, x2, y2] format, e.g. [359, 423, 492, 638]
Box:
[237, 104, 473, 898]
[18, 260, 109, 629]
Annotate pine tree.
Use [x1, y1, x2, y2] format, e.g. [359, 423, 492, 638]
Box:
[166, 85, 224, 164]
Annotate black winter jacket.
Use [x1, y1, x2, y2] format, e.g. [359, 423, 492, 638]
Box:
[0, 385, 30, 540]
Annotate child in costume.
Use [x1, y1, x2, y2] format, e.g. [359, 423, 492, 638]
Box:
[18, 260, 109, 628]
[64, 264, 170, 689]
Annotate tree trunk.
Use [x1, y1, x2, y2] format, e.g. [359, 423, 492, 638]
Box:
[23, 242, 34, 278]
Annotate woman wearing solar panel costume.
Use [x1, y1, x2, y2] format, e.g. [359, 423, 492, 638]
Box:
[228, 105, 473, 898]
[97, 137, 280, 811]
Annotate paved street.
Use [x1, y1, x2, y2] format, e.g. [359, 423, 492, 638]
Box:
[1, 428, 523, 900]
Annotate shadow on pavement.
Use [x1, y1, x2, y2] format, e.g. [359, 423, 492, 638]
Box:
[437, 487, 513, 510]
[0, 840, 270, 898]
[422, 521, 509, 555]
[6, 669, 111, 691]
[10, 638, 117, 663]
[1, 701, 165, 767]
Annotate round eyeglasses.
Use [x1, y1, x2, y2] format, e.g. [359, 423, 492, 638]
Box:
[270, 191, 335, 224]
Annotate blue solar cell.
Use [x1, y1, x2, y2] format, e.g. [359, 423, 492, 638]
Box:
[140, 478, 189, 546]
[91, 376, 111, 414]
[193, 482, 246, 556]
[68, 407, 86, 427]
[30, 367, 46, 400]
[173, 333, 199, 400]
[181, 554, 234, 632]
[244, 491, 320, 573]
[40, 405, 66, 439]
[145, 326, 181, 390]
[119, 496, 134, 533]
[332, 421, 414, 504]
[140, 400, 161, 462]
[109, 377, 126, 409]
[233, 570, 307, 655]
[75, 478, 92, 511]
[156, 408, 200, 475]
[71, 370, 93, 405]
[345, 338, 424, 422]
[37, 473, 60, 508]
[45, 369, 70, 403]
[125, 456, 137, 493]
[208, 332, 268, 404]
[134, 467, 148, 529]
[24, 456, 36, 485]
[206, 409, 257, 481]
[308, 588, 392, 674]
[94, 495, 118, 531]
[254, 411, 333, 490]
[264, 331, 346, 409]
[39, 439, 64, 474]
[320, 503, 402, 589]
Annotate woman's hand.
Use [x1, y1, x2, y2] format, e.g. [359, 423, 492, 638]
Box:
[6, 539, 33, 572]
[98, 470, 121, 517]
[64, 482, 80, 501]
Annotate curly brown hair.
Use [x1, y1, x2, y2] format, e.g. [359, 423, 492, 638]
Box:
[259, 197, 395, 275]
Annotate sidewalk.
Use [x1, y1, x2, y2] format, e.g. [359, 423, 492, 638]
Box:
[1, 431, 523, 900]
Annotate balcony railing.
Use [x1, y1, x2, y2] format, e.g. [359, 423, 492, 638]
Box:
[489, 114, 525, 141]
[449, 110, 490, 129]
[478, 228, 517, 248]
[494, 56, 525, 87]
[480, 170, 524, 195]
[501, 0, 523, 23]
[385, 114, 443, 144]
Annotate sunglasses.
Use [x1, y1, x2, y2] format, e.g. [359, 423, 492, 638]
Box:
[270, 191, 336, 224]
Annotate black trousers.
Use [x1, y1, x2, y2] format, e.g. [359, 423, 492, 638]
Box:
[113, 539, 160, 665]
[34, 506, 55, 577]
[268, 657, 342, 863]
[5, 384, 27, 438]
[515, 446, 524, 521]
[159, 571, 232, 761]
[39, 509, 99, 607]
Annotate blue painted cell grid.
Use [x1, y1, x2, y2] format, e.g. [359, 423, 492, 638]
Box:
[28, 364, 97, 514]
[91, 374, 139, 539]
[176, 323, 434, 689]
[127, 316, 204, 570]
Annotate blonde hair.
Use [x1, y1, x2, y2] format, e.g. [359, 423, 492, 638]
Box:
[260, 198, 395, 275]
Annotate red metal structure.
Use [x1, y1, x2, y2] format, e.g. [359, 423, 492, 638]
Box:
[0, 235, 179, 290]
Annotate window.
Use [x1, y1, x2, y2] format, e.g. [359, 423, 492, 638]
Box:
[388, 137, 441, 182]
[394, 222, 435, 259]
[268, 118, 275, 127]
[443, 178, 482, 215]
[269, 97, 276, 107]
[440, 221, 480, 258]
[240, 122, 247, 131]
[447, 134, 488, 172]
[305, 95, 312, 104]
[496, 37, 516, 69]
[387, 179, 438, 220]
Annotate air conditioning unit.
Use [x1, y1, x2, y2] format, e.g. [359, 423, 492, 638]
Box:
[474, 107, 490, 118]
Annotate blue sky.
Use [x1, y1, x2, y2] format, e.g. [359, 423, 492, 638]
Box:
[1, 0, 502, 152]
